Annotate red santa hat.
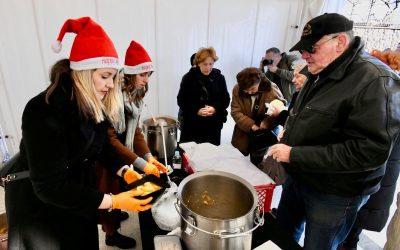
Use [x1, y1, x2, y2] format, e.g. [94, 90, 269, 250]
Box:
[51, 16, 119, 70]
[123, 40, 154, 74]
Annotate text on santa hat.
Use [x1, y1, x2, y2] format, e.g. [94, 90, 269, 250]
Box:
[141, 65, 153, 71]
[102, 58, 118, 65]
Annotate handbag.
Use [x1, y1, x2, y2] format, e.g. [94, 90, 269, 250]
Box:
[0, 152, 21, 187]
[248, 129, 278, 151]
[248, 93, 278, 151]
[258, 155, 288, 185]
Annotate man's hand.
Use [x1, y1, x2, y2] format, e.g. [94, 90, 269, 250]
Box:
[267, 144, 292, 163]
[267, 64, 278, 73]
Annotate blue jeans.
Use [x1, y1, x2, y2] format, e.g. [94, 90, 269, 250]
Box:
[276, 177, 369, 250]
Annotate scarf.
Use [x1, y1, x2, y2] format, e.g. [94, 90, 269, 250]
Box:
[113, 88, 143, 151]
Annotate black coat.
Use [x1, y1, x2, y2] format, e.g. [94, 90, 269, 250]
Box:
[353, 135, 400, 231]
[282, 37, 400, 197]
[5, 75, 125, 249]
[177, 67, 230, 145]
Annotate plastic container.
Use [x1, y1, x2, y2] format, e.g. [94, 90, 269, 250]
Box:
[125, 174, 170, 204]
[254, 184, 276, 212]
[154, 235, 182, 250]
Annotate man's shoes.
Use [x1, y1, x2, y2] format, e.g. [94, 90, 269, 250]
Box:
[118, 211, 129, 222]
[105, 231, 136, 249]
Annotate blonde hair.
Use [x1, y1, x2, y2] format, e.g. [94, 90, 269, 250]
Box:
[71, 69, 122, 124]
[194, 47, 218, 65]
[45, 59, 122, 124]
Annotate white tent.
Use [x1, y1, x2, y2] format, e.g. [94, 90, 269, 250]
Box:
[0, 0, 344, 157]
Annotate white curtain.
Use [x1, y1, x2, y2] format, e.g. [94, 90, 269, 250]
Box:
[294, 0, 347, 43]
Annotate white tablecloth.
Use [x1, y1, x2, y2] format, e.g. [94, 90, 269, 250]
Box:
[179, 142, 274, 186]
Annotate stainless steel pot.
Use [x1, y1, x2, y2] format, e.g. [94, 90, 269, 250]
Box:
[142, 116, 177, 159]
[176, 171, 262, 250]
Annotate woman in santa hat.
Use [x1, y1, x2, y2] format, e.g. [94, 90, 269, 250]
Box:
[4, 17, 152, 249]
[98, 40, 168, 249]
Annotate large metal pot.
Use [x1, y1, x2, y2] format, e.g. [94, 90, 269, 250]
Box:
[142, 116, 177, 159]
[176, 171, 261, 250]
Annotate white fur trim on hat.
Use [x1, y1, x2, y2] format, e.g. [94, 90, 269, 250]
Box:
[123, 62, 154, 74]
[51, 40, 62, 53]
[70, 57, 120, 70]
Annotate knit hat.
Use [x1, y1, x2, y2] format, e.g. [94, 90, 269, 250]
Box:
[123, 40, 154, 75]
[51, 16, 119, 70]
[290, 13, 353, 52]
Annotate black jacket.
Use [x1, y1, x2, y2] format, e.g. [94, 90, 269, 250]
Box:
[5, 73, 125, 249]
[282, 37, 400, 197]
[353, 134, 400, 231]
[177, 67, 230, 144]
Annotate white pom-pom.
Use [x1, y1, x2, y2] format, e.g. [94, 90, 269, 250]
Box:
[51, 40, 62, 53]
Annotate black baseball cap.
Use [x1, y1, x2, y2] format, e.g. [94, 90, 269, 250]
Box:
[289, 13, 353, 52]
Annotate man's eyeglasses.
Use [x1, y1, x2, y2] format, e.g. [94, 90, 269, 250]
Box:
[299, 35, 339, 54]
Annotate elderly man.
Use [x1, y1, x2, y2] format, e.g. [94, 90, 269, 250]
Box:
[267, 13, 400, 250]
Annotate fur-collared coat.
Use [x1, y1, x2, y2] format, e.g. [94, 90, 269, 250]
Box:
[230, 79, 284, 155]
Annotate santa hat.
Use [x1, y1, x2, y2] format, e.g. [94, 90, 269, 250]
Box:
[52, 16, 119, 70]
[123, 40, 154, 74]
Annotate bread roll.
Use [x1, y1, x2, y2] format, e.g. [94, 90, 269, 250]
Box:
[270, 99, 285, 109]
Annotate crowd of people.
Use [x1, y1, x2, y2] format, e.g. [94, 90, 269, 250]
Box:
[3, 12, 400, 250]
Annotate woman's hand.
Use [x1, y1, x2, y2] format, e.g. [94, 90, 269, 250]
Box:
[111, 190, 152, 212]
[197, 105, 215, 117]
[123, 168, 142, 184]
[251, 124, 259, 131]
[277, 129, 285, 141]
[144, 156, 168, 177]
[260, 120, 268, 129]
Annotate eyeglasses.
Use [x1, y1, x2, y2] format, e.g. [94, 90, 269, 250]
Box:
[299, 35, 339, 54]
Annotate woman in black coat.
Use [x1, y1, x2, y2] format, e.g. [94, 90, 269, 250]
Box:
[339, 130, 400, 250]
[5, 17, 151, 250]
[177, 47, 230, 145]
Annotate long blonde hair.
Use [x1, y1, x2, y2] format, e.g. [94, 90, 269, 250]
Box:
[71, 69, 122, 124]
[46, 59, 122, 124]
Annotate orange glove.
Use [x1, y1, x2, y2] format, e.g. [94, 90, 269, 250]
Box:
[147, 156, 168, 173]
[111, 190, 152, 212]
[123, 168, 142, 184]
[144, 163, 161, 177]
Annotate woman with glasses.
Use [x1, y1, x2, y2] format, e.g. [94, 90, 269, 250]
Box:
[231, 67, 285, 166]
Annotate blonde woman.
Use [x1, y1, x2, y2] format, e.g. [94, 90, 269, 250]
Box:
[5, 17, 150, 249]
[177, 47, 230, 145]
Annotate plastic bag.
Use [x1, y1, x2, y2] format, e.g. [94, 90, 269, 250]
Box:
[151, 182, 181, 231]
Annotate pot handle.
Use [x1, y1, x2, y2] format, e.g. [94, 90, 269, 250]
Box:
[175, 200, 265, 239]
[174, 201, 197, 236]
[218, 205, 264, 239]
[168, 127, 176, 136]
